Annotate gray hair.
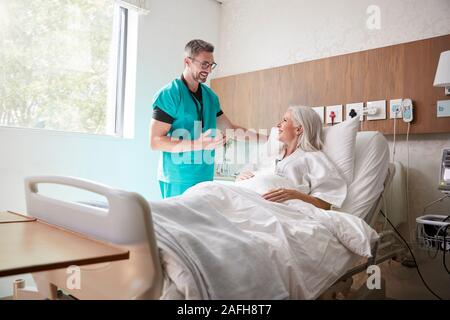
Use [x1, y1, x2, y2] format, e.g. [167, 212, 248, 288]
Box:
[288, 106, 323, 152]
[185, 39, 214, 57]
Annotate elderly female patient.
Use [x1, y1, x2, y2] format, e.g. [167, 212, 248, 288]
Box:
[235, 106, 347, 210]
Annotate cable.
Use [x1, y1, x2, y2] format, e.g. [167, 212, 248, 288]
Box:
[444, 225, 450, 274]
[405, 122, 412, 241]
[423, 222, 443, 260]
[392, 113, 397, 163]
[380, 209, 443, 300]
[422, 199, 450, 262]
[442, 216, 450, 274]
[386, 111, 399, 232]
[423, 194, 450, 214]
[383, 192, 388, 231]
[427, 240, 440, 260]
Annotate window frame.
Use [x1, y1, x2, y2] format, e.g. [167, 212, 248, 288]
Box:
[114, 6, 128, 137]
[0, 2, 131, 138]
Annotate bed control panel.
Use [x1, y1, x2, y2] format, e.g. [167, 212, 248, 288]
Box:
[401, 99, 414, 123]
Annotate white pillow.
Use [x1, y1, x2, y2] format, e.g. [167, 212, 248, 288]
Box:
[235, 174, 296, 195]
[337, 131, 390, 220]
[322, 117, 360, 184]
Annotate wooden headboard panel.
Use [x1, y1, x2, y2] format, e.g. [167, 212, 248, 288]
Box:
[211, 34, 450, 134]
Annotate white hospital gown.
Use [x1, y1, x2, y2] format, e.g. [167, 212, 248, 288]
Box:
[274, 148, 347, 208]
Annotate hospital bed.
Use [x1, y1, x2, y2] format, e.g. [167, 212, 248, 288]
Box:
[15, 131, 407, 300]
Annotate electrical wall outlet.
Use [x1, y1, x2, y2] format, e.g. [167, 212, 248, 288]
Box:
[437, 100, 450, 118]
[367, 100, 386, 120]
[312, 106, 325, 123]
[345, 102, 364, 121]
[389, 99, 403, 119]
[326, 105, 343, 124]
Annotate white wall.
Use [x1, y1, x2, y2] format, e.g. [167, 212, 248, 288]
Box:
[216, 0, 450, 240]
[217, 0, 450, 77]
[0, 0, 220, 298]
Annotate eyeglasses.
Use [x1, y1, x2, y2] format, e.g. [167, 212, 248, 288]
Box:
[188, 57, 217, 70]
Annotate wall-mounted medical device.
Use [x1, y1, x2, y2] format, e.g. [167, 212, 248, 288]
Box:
[415, 148, 450, 255]
[401, 99, 413, 123]
[439, 148, 450, 194]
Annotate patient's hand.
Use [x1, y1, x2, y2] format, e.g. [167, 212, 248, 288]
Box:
[262, 188, 331, 210]
[235, 171, 255, 181]
[262, 188, 300, 203]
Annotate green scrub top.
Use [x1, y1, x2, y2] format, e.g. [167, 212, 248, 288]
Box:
[152, 78, 222, 184]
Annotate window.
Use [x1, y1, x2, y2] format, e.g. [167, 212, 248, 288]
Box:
[0, 0, 130, 136]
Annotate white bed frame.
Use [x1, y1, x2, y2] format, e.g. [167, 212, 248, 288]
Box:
[16, 175, 164, 300]
[319, 163, 407, 299]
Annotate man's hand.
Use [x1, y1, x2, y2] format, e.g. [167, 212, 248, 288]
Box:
[217, 113, 263, 142]
[150, 119, 226, 153]
[235, 171, 255, 181]
[197, 129, 225, 150]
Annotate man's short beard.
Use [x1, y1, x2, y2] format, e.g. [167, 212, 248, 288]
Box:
[193, 72, 207, 83]
[192, 74, 206, 83]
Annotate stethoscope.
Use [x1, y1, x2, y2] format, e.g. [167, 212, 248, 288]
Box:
[186, 86, 204, 131]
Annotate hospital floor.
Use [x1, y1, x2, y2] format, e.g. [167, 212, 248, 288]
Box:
[351, 245, 450, 300]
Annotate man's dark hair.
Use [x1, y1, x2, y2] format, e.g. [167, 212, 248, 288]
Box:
[185, 39, 214, 57]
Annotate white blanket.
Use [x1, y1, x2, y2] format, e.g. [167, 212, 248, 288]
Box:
[151, 182, 379, 300]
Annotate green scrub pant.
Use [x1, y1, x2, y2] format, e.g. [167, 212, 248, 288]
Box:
[159, 181, 197, 198]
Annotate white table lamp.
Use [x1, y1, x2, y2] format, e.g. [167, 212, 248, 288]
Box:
[434, 50, 450, 96]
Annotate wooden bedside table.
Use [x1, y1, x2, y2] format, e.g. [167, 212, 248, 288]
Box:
[0, 211, 129, 278]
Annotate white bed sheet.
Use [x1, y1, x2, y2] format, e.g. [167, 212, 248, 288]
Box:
[152, 182, 378, 300]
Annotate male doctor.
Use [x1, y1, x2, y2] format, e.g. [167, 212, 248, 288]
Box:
[150, 39, 264, 198]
